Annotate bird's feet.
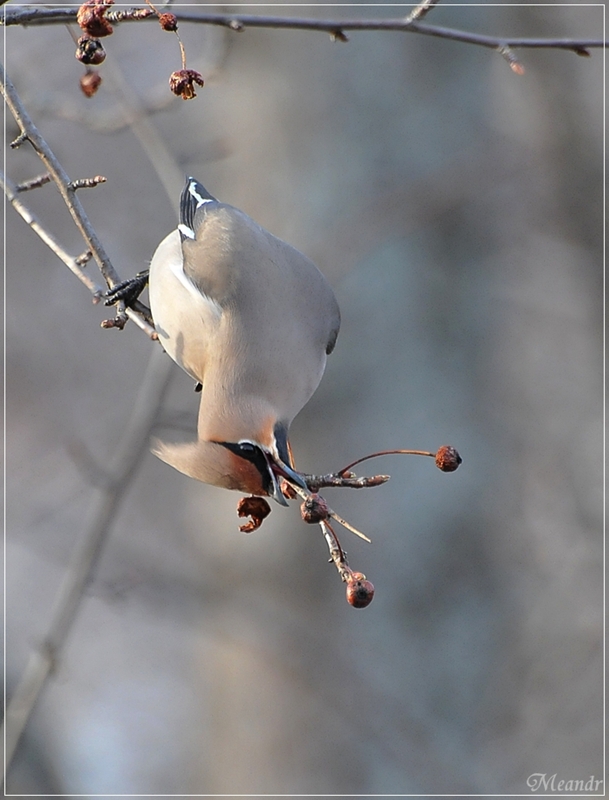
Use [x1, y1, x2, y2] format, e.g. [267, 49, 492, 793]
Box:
[104, 270, 149, 308]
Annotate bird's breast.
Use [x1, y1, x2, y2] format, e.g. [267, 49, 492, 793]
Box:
[149, 230, 223, 384]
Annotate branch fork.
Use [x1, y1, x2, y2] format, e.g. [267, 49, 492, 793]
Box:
[236, 444, 462, 608]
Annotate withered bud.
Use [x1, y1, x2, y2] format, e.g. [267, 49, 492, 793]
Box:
[159, 12, 178, 31]
[75, 36, 106, 65]
[300, 493, 330, 524]
[80, 70, 103, 98]
[346, 572, 375, 609]
[77, 0, 114, 37]
[100, 314, 126, 329]
[237, 495, 271, 533]
[169, 69, 204, 100]
[435, 445, 462, 472]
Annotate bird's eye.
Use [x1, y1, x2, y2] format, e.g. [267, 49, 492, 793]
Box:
[238, 442, 256, 454]
[216, 440, 266, 470]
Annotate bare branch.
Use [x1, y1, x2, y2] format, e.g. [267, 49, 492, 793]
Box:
[1, 62, 156, 334]
[1, 63, 120, 288]
[1, 170, 104, 300]
[1, 171, 158, 338]
[2, 8, 606, 53]
[2, 346, 174, 784]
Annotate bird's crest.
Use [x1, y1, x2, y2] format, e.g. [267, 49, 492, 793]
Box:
[178, 177, 216, 241]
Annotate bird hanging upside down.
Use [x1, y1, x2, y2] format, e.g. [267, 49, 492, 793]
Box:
[103, 177, 461, 606]
[148, 177, 341, 505]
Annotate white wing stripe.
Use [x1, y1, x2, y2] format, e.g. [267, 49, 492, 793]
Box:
[169, 255, 223, 318]
[178, 223, 195, 239]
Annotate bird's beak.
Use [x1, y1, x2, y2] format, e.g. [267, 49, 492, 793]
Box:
[264, 453, 309, 506]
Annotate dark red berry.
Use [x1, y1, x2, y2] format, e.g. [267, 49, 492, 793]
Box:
[346, 572, 375, 608]
[300, 493, 329, 524]
[435, 445, 462, 472]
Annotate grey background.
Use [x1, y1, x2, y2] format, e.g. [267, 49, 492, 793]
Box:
[4, 2, 604, 795]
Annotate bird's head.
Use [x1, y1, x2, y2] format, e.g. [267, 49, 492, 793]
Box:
[152, 421, 306, 505]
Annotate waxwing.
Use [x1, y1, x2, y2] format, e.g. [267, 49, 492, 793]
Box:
[149, 177, 340, 505]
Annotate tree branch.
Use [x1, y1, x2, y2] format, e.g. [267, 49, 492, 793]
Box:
[1, 61, 157, 336]
[1, 170, 158, 338]
[1, 8, 605, 54]
[1, 63, 120, 288]
[1, 170, 104, 300]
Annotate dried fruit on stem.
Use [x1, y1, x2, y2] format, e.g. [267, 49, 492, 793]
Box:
[75, 36, 106, 65]
[169, 69, 204, 100]
[345, 571, 375, 608]
[159, 12, 178, 31]
[435, 445, 462, 472]
[300, 493, 329, 524]
[77, 0, 114, 37]
[237, 495, 271, 533]
[318, 521, 375, 608]
[80, 70, 102, 98]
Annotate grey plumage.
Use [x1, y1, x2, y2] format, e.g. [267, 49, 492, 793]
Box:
[149, 178, 340, 502]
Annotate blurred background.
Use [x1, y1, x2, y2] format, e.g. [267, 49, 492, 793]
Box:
[4, 1, 604, 795]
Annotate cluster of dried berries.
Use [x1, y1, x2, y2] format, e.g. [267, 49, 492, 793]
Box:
[234, 444, 461, 609]
[74, 0, 114, 97]
[73, 0, 204, 100]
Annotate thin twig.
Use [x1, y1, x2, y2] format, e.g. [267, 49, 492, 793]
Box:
[320, 520, 351, 583]
[1, 63, 119, 289]
[1, 170, 103, 300]
[405, 0, 442, 25]
[68, 175, 107, 190]
[339, 449, 436, 475]
[302, 472, 390, 491]
[2, 347, 174, 786]
[1, 171, 158, 338]
[2, 8, 606, 53]
[14, 172, 52, 192]
[1, 62, 155, 331]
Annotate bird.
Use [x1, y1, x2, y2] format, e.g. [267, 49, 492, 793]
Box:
[148, 177, 340, 506]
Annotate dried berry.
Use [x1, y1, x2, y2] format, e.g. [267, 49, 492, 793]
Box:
[75, 36, 106, 65]
[237, 495, 271, 533]
[77, 0, 114, 37]
[435, 445, 462, 472]
[80, 70, 103, 98]
[300, 493, 329, 524]
[159, 12, 178, 31]
[169, 69, 204, 100]
[346, 572, 375, 608]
